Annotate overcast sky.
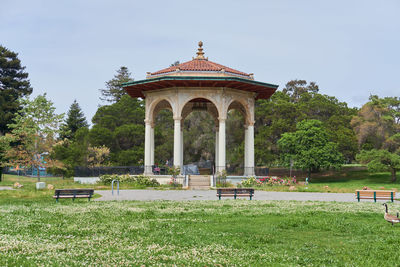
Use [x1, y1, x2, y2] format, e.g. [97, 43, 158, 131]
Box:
[1, 0, 399, 123]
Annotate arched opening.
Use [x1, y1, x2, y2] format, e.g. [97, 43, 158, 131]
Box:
[181, 98, 219, 175]
[226, 100, 249, 175]
[147, 99, 174, 174]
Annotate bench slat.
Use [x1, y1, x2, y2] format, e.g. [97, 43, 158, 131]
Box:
[54, 189, 94, 202]
[355, 190, 395, 202]
[217, 188, 254, 200]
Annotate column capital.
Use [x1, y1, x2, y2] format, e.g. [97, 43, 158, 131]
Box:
[173, 116, 182, 121]
[247, 120, 255, 126]
[218, 117, 227, 122]
[144, 119, 152, 125]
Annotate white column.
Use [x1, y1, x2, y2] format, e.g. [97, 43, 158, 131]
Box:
[247, 124, 255, 176]
[244, 126, 249, 176]
[215, 128, 219, 171]
[180, 127, 184, 171]
[144, 121, 152, 174]
[150, 126, 154, 166]
[173, 118, 181, 171]
[218, 118, 226, 173]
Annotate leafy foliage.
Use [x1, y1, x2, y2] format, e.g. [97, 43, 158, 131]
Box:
[256, 80, 357, 165]
[90, 95, 145, 165]
[99, 174, 159, 186]
[50, 128, 90, 177]
[357, 150, 400, 182]
[2, 94, 64, 181]
[351, 95, 400, 150]
[353, 96, 400, 181]
[87, 145, 110, 167]
[278, 120, 343, 177]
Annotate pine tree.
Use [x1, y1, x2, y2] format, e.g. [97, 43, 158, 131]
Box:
[99, 66, 133, 103]
[60, 100, 88, 140]
[0, 45, 33, 134]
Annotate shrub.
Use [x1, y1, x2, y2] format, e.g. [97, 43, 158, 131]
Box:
[135, 175, 160, 187]
[241, 177, 259, 187]
[216, 170, 228, 187]
[99, 174, 159, 187]
[238, 176, 297, 187]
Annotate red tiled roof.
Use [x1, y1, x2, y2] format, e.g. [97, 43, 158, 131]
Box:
[150, 59, 251, 77]
[124, 76, 278, 100]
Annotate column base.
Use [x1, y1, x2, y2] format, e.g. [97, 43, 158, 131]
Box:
[244, 167, 255, 176]
[144, 165, 153, 176]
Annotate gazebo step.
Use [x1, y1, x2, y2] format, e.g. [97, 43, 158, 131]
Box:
[189, 186, 210, 190]
[190, 182, 209, 186]
[188, 175, 210, 188]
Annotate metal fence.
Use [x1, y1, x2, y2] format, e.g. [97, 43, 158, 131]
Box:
[74, 166, 144, 177]
[3, 167, 57, 177]
[216, 166, 269, 176]
[73, 165, 269, 177]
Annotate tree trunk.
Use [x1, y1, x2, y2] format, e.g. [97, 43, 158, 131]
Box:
[308, 168, 311, 180]
[391, 169, 397, 183]
[37, 165, 40, 182]
[0, 167, 2, 182]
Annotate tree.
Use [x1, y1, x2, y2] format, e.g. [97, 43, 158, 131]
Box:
[0, 134, 12, 181]
[59, 100, 88, 140]
[281, 79, 319, 103]
[351, 95, 400, 150]
[90, 95, 145, 165]
[0, 45, 33, 135]
[99, 66, 133, 103]
[357, 149, 400, 182]
[50, 127, 90, 177]
[87, 145, 110, 167]
[278, 120, 343, 178]
[353, 96, 400, 181]
[2, 94, 64, 181]
[255, 80, 357, 165]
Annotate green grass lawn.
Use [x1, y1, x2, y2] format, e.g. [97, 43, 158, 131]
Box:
[0, 174, 182, 204]
[1, 200, 400, 266]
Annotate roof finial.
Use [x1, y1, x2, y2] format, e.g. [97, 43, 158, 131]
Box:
[195, 41, 206, 60]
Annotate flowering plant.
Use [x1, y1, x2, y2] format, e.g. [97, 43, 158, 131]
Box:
[239, 176, 298, 187]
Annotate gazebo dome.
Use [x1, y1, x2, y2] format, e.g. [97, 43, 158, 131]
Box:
[148, 41, 253, 80]
[124, 41, 278, 100]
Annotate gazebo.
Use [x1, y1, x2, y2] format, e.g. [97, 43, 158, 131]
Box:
[123, 42, 278, 176]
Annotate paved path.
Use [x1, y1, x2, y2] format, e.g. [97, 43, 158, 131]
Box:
[0, 186, 14, 191]
[95, 190, 360, 202]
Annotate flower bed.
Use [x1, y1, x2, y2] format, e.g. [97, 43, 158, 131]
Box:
[99, 174, 160, 187]
[239, 176, 297, 187]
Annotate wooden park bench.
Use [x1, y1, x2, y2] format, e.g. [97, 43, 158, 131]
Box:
[53, 189, 94, 202]
[217, 188, 254, 200]
[355, 190, 395, 202]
